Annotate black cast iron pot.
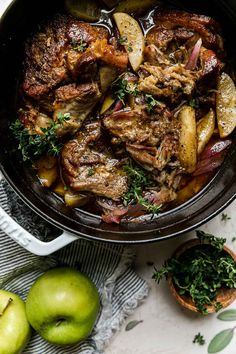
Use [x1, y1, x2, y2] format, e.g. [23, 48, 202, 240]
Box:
[0, 0, 235, 243]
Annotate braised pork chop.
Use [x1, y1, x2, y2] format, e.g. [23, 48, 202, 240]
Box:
[61, 122, 128, 200]
[53, 82, 101, 136]
[22, 16, 128, 100]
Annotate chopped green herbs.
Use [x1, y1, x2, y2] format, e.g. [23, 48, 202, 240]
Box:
[152, 231, 236, 314]
[87, 168, 95, 177]
[117, 36, 133, 52]
[122, 163, 152, 205]
[122, 162, 162, 215]
[232, 237, 236, 242]
[189, 98, 199, 109]
[193, 333, 206, 345]
[145, 94, 160, 113]
[136, 194, 162, 214]
[10, 113, 71, 161]
[127, 45, 133, 52]
[118, 35, 128, 45]
[71, 38, 87, 53]
[221, 213, 231, 222]
[112, 75, 139, 103]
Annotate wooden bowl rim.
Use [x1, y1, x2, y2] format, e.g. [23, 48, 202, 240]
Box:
[168, 239, 236, 314]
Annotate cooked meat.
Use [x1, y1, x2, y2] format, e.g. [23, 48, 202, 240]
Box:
[138, 62, 198, 99]
[146, 27, 195, 51]
[53, 82, 101, 136]
[145, 187, 177, 204]
[66, 19, 109, 44]
[199, 48, 222, 76]
[146, 27, 174, 51]
[22, 16, 128, 100]
[66, 50, 97, 80]
[103, 108, 178, 147]
[126, 134, 180, 172]
[61, 122, 128, 200]
[152, 9, 222, 51]
[143, 44, 171, 66]
[22, 16, 69, 99]
[90, 39, 128, 69]
[67, 39, 128, 80]
[19, 103, 52, 135]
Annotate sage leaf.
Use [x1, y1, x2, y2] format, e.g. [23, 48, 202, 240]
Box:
[125, 320, 143, 331]
[217, 310, 236, 321]
[208, 328, 234, 353]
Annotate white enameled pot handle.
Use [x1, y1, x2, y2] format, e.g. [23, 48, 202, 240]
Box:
[0, 205, 78, 256]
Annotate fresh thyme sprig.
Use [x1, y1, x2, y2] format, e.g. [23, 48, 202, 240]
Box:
[122, 162, 162, 215]
[196, 230, 226, 251]
[112, 74, 139, 103]
[145, 94, 161, 113]
[118, 36, 128, 45]
[152, 231, 236, 314]
[10, 112, 71, 161]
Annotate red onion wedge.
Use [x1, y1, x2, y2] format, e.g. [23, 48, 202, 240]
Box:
[185, 38, 202, 70]
[193, 139, 232, 176]
[200, 139, 232, 160]
[193, 155, 225, 176]
[112, 99, 123, 112]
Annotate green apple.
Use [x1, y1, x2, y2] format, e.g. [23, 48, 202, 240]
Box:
[0, 290, 31, 354]
[26, 267, 100, 346]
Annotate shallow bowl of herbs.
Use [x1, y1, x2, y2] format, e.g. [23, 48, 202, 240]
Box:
[153, 231, 236, 315]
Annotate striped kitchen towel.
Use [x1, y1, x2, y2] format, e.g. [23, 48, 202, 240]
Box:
[0, 180, 149, 354]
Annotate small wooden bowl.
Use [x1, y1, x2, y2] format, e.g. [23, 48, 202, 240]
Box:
[168, 239, 236, 314]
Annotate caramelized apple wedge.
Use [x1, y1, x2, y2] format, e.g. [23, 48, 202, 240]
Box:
[113, 12, 145, 71]
[216, 72, 236, 138]
[178, 106, 197, 173]
[197, 109, 215, 155]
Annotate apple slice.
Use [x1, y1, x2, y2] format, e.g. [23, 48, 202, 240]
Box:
[216, 72, 236, 138]
[113, 12, 145, 71]
[197, 109, 215, 155]
[178, 106, 197, 173]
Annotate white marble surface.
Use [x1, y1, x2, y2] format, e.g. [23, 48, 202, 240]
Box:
[0, 1, 236, 353]
[106, 203, 236, 354]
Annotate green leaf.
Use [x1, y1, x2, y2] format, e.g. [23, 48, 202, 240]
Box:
[125, 320, 143, 331]
[217, 310, 236, 321]
[208, 328, 234, 353]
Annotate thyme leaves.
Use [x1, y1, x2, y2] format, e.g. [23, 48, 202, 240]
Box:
[152, 231, 236, 314]
[10, 113, 70, 161]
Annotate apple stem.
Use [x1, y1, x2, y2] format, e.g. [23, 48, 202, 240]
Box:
[0, 297, 13, 316]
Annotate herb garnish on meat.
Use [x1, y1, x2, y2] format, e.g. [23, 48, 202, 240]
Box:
[122, 162, 162, 215]
[10, 113, 70, 161]
[127, 45, 133, 52]
[71, 38, 87, 52]
[112, 75, 139, 103]
[145, 94, 161, 113]
[118, 36, 128, 45]
[153, 231, 236, 314]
